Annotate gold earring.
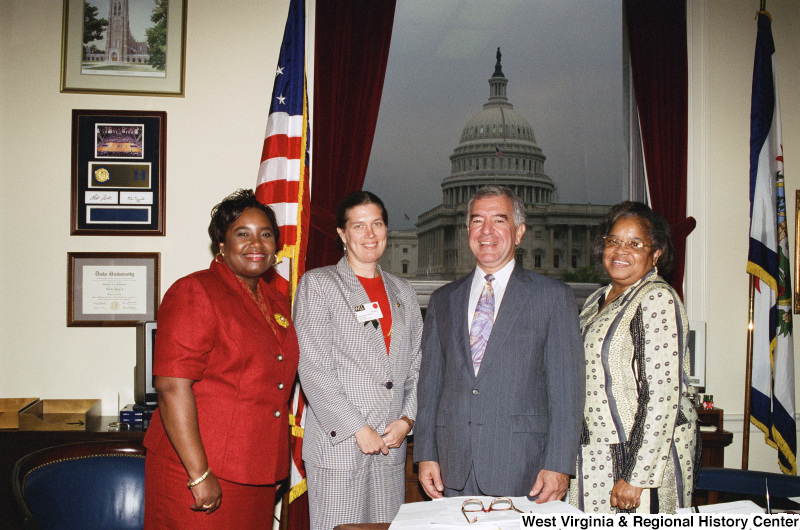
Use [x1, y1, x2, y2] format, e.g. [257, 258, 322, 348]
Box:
[215, 251, 224, 263]
[653, 257, 659, 275]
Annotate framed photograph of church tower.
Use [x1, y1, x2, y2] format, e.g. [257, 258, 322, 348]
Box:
[60, 0, 187, 96]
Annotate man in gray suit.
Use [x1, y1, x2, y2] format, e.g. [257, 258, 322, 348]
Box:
[414, 185, 585, 502]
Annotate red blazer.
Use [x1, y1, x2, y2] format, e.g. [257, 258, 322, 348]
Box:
[143, 261, 299, 485]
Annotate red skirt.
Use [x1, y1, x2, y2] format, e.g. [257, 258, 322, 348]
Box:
[145, 449, 276, 529]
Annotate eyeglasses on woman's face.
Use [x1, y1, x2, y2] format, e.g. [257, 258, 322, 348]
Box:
[461, 497, 524, 523]
[602, 236, 653, 252]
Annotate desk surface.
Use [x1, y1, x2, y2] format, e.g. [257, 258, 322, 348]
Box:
[333, 523, 391, 530]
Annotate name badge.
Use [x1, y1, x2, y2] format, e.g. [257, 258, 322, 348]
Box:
[355, 302, 383, 322]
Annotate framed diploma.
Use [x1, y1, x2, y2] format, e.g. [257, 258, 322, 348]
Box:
[68, 252, 160, 327]
[71, 110, 166, 236]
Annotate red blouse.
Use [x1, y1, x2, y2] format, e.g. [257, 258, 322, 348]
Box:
[356, 274, 392, 354]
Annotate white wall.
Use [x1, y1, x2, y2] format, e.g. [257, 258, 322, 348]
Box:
[0, 0, 289, 413]
[687, 0, 800, 472]
[2, 0, 800, 474]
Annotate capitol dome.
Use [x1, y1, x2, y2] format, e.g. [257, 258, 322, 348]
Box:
[442, 48, 555, 207]
[411, 48, 609, 281]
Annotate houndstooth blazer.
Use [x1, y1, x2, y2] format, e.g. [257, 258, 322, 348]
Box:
[295, 257, 423, 470]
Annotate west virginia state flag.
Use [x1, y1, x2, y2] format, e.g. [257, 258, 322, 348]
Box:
[747, 12, 796, 475]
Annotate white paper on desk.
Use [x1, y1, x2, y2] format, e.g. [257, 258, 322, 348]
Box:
[524, 500, 583, 514]
[390, 520, 526, 530]
[675, 500, 764, 514]
[389, 500, 451, 527]
[442, 496, 582, 522]
[390, 517, 575, 529]
[389, 496, 582, 529]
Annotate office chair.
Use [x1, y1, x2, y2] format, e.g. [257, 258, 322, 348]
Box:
[12, 441, 146, 530]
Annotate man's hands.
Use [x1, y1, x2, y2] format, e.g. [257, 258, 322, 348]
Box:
[418, 464, 569, 503]
[418, 460, 445, 499]
[528, 469, 569, 503]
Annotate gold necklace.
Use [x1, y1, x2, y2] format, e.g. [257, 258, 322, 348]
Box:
[385, 325, 392, 338]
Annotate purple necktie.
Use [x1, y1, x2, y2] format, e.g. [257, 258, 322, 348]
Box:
[470, 274, 495, 375]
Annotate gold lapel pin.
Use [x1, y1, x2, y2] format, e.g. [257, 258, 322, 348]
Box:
[274, 313, 289, 328]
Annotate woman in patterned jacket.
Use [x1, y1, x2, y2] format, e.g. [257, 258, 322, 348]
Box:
[568, 201, 699, 514]
[294, 191, 423, 530]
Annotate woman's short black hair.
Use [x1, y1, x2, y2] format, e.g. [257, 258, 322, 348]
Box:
[208, 189, 279, 246]
[335, 191, 388, 230]
[591, 201, 675, 276]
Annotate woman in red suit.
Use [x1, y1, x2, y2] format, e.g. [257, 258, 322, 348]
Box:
[143, 189, 299, 529]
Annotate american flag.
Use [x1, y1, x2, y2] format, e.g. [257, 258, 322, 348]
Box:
[254, 0, 311, 507]
[495, 146, 504, 158]
[256, 0, 311, 302]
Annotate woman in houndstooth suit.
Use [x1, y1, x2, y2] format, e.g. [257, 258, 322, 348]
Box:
[294, 191, 423, 530]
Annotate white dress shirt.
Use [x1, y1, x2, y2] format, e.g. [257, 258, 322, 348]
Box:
[467, 259, 516, 330]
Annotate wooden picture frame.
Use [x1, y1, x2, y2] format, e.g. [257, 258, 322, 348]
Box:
[71, 109, 166, 236]
[60, 0, 187, 96]
[795, 190, 800, 314]
[67, 252, 160, 327]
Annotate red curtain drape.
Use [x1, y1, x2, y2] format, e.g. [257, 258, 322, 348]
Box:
[624, 0, 695, 300]
[306, 0, 398, 270]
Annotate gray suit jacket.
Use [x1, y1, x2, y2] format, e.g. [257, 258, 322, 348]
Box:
[413, 265, 585, 496]
[295, 257, 423, 470]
